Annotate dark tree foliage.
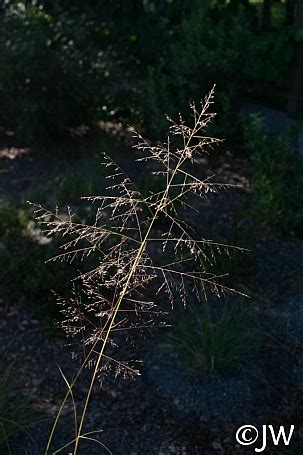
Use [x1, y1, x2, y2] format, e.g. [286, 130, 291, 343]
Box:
[288, 0, 303, 114]
[0, 0, 197, 140]
[0, 0, 299, 142]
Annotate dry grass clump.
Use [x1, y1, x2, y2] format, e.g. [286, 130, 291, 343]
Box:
[32, 87, 244, 454]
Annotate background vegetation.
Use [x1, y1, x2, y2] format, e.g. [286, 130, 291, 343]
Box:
[0, 0, 303, 452]
[0, 0, 301, 141]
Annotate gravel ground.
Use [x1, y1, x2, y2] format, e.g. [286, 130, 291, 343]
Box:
[1, 137, 303, 454]
[146, 352, 253, 422]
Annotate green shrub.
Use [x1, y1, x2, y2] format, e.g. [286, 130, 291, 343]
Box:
[160, 302, 260, 374]
[244, 115, 303, 237]
[142, 4, 293, 138]
[0, 1, 194, 142]
[143, 8, 251, 137]
[0, 1, 294, 142]
[0, 204, 75, 318]
[0, 205, 31, 246]
[0, 2, 116, 141]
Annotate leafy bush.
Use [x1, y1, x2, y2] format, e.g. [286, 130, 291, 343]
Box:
[0, 205, 30, 245]
[160, 301, 259, 374]
[0, 204, 74, 318]
[244, 115, 303, 237]
[0, 1, 295, 142]
[0, 2, 116, 141]
[143, 8, 250, 136]
[0, 1, 197, 142]
[142, 4, 293, 138]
